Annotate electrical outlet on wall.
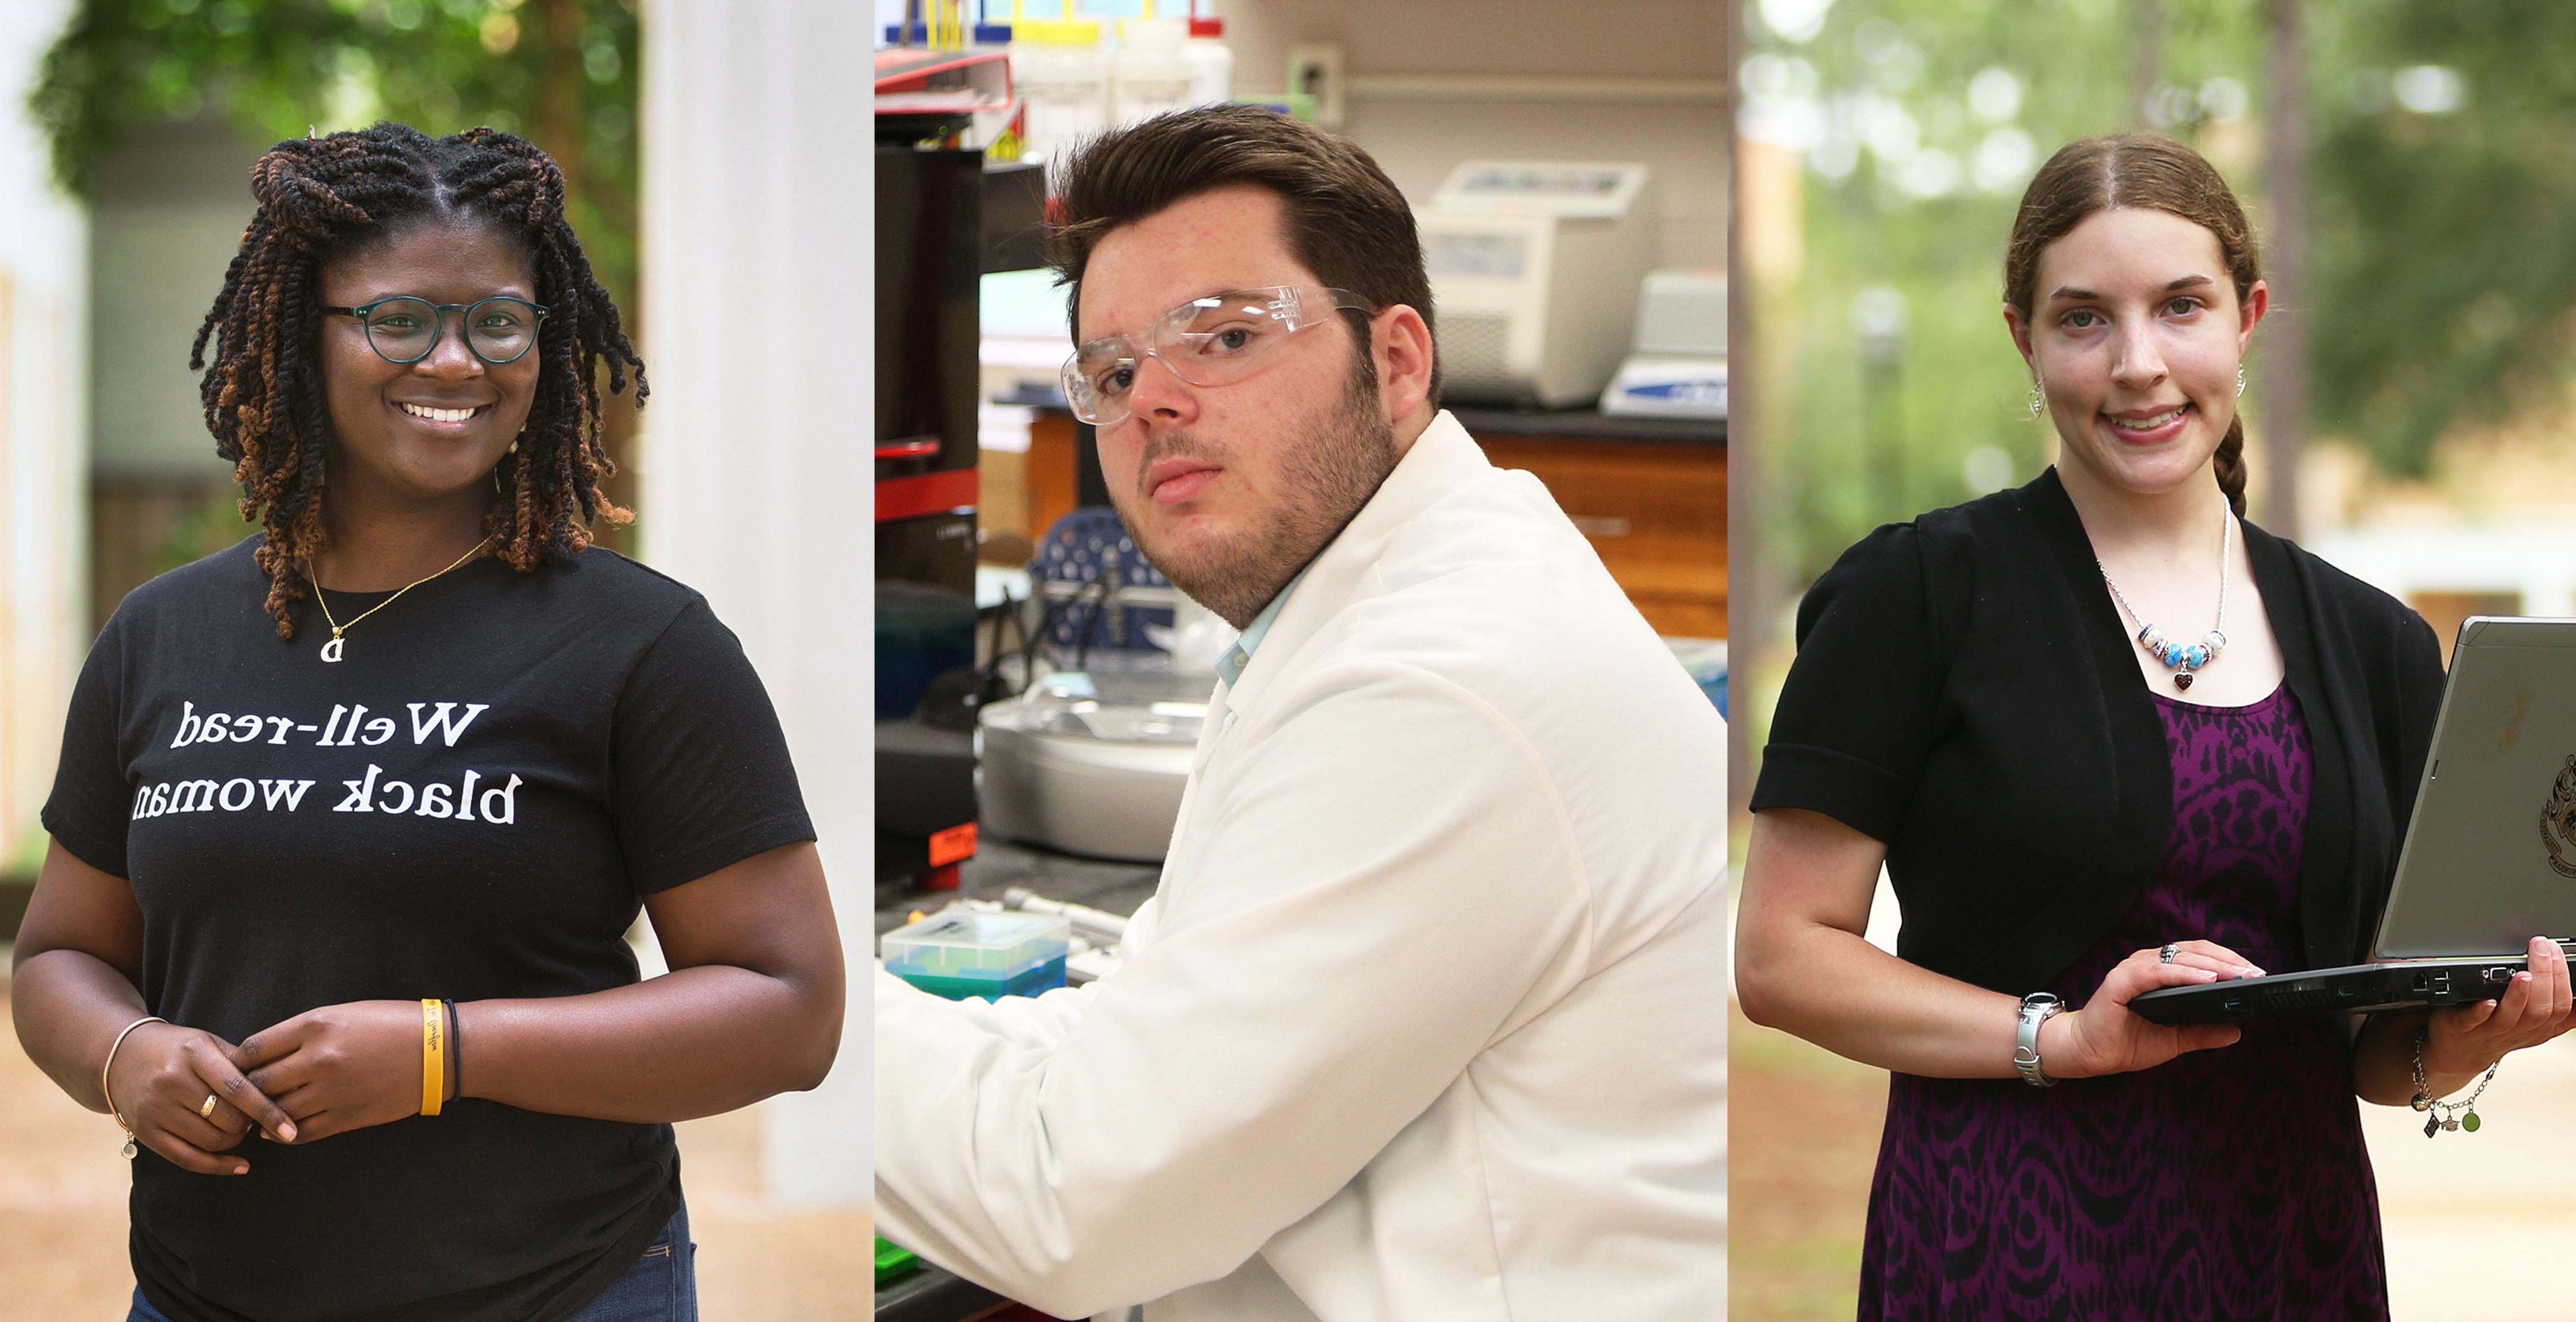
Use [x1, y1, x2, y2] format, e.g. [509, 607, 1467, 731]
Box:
[1286, 42, 1347, 128]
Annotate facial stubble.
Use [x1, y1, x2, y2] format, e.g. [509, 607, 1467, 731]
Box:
[1111, 350, 1398, 629]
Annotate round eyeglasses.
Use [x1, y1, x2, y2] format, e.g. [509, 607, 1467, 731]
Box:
[325, 295, 551, 366]
[1062, 285, 1375, 426]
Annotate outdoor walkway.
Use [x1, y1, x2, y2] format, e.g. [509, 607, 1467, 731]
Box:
[0, 952, 872, 1319]
[2371, 1030, 2576, 1317]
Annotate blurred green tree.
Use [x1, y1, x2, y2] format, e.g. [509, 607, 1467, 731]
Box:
[1743, 0, 2576, 579]
[2311, 0, 2576, 475]
[33, 0, 638, 295]
[31, 0, 645, 530]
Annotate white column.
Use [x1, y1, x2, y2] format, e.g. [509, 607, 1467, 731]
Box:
[0, 0, 89, 874]
[639, 0, 871, 1206]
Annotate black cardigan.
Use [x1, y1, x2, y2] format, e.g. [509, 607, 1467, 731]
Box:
[1751, 467, 2448, 995]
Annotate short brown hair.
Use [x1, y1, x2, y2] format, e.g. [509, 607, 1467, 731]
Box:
[1047, 104, 1440, 409]
[2005, 133, 2260, 515]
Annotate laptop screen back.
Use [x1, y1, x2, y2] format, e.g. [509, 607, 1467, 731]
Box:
[2376, 616, 2576, 959]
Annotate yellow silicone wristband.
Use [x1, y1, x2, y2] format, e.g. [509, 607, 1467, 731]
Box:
[420, 999, 445, 1117]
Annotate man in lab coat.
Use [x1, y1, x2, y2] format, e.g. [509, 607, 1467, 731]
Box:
[875, 105, 1727, 1321]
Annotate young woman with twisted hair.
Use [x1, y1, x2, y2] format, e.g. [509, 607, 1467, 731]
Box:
[201, 122, 642, 632]
[1736, 133, 2573, 1317]
[13, 124, 842, 1322]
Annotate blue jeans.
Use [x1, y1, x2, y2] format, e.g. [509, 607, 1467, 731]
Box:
[128, 1203, 697, 1322]
[563, 1202, 698, 1322]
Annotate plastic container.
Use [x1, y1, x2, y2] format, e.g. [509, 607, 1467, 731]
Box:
[1111, 17, 1195, 125]
[1184, 15, 1233, 106]
[882, 907, 1072, 1000]
[1010, 7, 1108, 176]
[875, 1237, 921, 1286]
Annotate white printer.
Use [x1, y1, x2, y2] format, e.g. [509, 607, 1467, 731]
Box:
[1417, 160, 1658, 408]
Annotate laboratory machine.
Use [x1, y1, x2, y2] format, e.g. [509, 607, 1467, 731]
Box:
[1417, 160, 1659, 409]
[874, 68, 1050, 899]
[1602, 268, 1727, 419]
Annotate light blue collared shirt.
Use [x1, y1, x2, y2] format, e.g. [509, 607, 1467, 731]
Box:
[1214, 565, 1311, 689]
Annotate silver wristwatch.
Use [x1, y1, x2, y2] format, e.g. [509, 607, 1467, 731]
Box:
[2013, 992, 2064, 1087]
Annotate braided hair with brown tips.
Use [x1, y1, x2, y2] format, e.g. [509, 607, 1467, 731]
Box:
[191, 122, 646, 639]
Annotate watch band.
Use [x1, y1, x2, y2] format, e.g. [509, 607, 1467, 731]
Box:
[2014, 992, 2064, 1087]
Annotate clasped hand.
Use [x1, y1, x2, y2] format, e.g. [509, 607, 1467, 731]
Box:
[105, 1000, 443, 1176]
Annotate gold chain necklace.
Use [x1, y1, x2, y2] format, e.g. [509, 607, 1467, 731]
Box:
[311, 536, 493, 663]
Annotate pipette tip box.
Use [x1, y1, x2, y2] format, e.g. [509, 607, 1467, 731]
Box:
[882, 907, 1071, 1000]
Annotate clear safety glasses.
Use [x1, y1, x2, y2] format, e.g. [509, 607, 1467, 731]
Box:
[1061, 286, 1376, 426]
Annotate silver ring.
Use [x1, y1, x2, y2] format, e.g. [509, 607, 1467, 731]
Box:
[2159, 943, 2181, 964]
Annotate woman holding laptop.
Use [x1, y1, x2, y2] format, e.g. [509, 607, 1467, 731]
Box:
[1735, 133, 2575, 1316]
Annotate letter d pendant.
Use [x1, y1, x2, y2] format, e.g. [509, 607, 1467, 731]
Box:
[320, 631, 345, 663]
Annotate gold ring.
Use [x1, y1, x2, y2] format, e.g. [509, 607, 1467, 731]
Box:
[199, 1093, 218, 1119]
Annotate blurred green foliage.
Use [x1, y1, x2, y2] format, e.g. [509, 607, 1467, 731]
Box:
[30, 0, 640, 300]
[1745, 0, 2576, 580]
[2312, 2, 2576, 478]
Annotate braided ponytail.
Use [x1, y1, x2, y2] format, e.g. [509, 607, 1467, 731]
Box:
[2211, 414, 2249, 516]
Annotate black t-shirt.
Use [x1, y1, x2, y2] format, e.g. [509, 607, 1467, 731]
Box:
[41, 537, 816, 1322]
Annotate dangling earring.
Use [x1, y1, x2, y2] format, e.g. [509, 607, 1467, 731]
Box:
[2028, 378, 2045, 418]
[2236, 365, 2246, 398]
[508, 436, 520, 454]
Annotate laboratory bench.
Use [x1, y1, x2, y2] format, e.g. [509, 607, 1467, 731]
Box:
[1449, 406, 1726, 639]
[872, 1266, 1016, 1322]
[1443, 404, 1722, 445]
[875, 836, 1160, 936]
[874, 837, 1158, 1321]
[982, 404, 1725, 639]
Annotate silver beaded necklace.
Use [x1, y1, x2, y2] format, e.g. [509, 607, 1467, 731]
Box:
[2096, 497, 2231, 692]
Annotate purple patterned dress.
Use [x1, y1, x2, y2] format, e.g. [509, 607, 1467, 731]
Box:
[1859, 684, 2388, 1320]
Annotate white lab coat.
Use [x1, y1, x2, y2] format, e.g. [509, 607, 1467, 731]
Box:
[875, 411, 1728, 1320]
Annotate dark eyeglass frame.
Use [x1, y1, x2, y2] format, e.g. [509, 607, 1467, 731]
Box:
[323, 295, 552, 366]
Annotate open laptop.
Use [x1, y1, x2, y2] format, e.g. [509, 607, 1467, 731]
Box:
[2132, 616, 2576, 1027]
